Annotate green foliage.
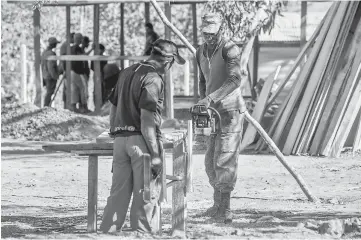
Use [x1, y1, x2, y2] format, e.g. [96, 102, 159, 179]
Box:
[205, 0, 285, 42]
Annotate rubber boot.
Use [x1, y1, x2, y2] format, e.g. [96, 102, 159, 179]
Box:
[203, 190, 221, 217]
[215, 192, 233, 224]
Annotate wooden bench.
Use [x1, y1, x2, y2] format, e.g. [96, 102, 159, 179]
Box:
[42, 122, 193, 237]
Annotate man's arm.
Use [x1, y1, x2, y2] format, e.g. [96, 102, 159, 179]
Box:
[196, 48, 207, 99]
[109, 104, 116, 131]
[140, 109, 160, 158]
[207, 42, 246, 103]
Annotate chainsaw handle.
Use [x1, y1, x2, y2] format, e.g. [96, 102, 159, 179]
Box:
[207, 107, 222, 131]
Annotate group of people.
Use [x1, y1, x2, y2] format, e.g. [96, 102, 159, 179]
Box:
[41, 32, 120, 112]
[99, 12, 250, 235]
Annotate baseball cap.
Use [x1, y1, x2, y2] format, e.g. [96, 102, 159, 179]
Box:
[152, 39, 185, 65]
[48, 37, 60, 45]
[200, 12, 223, 34]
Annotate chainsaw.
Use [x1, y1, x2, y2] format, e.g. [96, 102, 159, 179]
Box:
[189, 104, 221, 136]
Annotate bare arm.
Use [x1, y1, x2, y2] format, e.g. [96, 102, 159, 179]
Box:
[208, 41, 246, 103]
[140, 109, 160, 159]
[109, 104, 116, 132]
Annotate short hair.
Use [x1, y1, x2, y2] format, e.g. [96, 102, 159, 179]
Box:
[99, 44, 105, 51]
[83, 36, 90, 43]
[145, 22, 154, 30]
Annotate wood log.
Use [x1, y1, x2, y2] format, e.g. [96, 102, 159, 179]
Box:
[33, 8, 42, 107]
[87, 155, 98, 232]
[282, 2, 348, 155]
[244, 111, 319, 202]
[352, 109, 361, 153]
[93, 4, 102, 114]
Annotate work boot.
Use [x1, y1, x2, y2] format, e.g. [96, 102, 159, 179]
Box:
[215, 192, 233, 224]
[203, 190, 221, 217]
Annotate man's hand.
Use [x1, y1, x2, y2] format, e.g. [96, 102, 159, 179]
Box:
[196, 96, 212, 108]
[151, 156, 162, 179]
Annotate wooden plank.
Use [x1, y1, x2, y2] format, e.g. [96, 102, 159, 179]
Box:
[300, 1, 307, 49]
[164, 2, 174, 119]
[352, 108, 361, 153]
[93, 4, 102, 114]
[120, 3, 125, 69]
[319, 10, 361, 156]
[145, 2, 150, 23]
[192, 3, 198, 102]
[266, 14, 327, 108]
[330, 63, 361, 157]
[253, 35, 259, 91]
[270, 3, 337, 149]
[171, 140, 186, 238]
[241, 65, 281, 149]
[72, 150, 113, 155]
[297, 2, 358, 154]
[87, 155, 98, 232]
[143, 154, 152, 203]
[43, 142, 113, 152]
[33, 8, 42, 107]
[160, 145, 167, 202]
[66, 6, 72, 109]
[282, 2, 349, 155]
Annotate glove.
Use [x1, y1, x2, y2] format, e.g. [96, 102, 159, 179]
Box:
[196, 96, 212, 108]
[151, 156, 162, 179]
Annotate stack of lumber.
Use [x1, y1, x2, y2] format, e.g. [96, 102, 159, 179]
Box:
[253, 1, 361, 157]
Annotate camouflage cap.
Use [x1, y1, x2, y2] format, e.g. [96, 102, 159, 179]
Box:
[200, 12, 223, 34]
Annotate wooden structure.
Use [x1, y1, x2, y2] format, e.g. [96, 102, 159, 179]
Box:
[254, 1, 361, 157]
[9, 0, 310, 116]
[42, 124, 193, 237]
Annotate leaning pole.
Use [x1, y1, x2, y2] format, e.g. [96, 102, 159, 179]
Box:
[149, 0, 319, 203]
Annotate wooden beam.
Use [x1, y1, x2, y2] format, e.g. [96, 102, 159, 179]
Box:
[120, 3, 125, 68]
[266, 15, 326, 108]
[164, 2, 174, 119]
[45, 55, 148, 61]
[301, 1, 307, 49]
[297, 2, 358, 154]
[145, 2, 150, 23]
[171, 140, 186, 238]
[33, 8, 42, 107]
[252, 35, 259, 97]
[87, 155, 98, 232]
[352, 108, 361, 153]
[93, 4, 102, 114]
[269, 3, 337, 149]
[21, 44, 27, 104]
[191, 3, 198, 102]
[282, 2, 348, 155]
[66, 6, 72, 109]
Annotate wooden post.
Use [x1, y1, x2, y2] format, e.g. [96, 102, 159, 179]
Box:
[192, 3, 199, 102]
[21, 44, 27, 104]
[301, 1, 307, 49]
[66, 6, 72, 109]
[252, 35, 259, 100]
[183, 60, 190, 96]
[93, 4, 102, 114]
[120, 3, 125, 69]
[145, 2, 150, 24]
[164, 2, 174, 119]
[87, 155, 98, 232]
[186, 120, 193, 193]
[171, 141, 186, 238]
[33, 8, 42, 107]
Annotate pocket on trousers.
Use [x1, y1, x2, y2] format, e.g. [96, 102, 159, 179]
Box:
[220, 111, 244, 133]
[219, 132, 242, 153]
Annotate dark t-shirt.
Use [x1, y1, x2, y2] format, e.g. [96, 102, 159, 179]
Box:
[109, 62, 164, 140]
[70, 45, 86, 74]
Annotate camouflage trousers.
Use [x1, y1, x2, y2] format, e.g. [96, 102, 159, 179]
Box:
[205, 110, 244, 193]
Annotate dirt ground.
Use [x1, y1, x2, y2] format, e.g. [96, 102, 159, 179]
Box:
[2, 137, 361, 239]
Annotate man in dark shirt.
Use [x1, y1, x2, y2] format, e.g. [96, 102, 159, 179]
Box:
[90, 44, 108, 105]
[99, 39, 185, 234]
[81, 36, 92, 79]
[41, 37, 60, 107]
[144, 23, 159, 56]
[70, 33, 90, 113]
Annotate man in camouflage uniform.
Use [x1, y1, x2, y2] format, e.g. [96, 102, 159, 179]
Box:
[194, 12, 248, 223]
